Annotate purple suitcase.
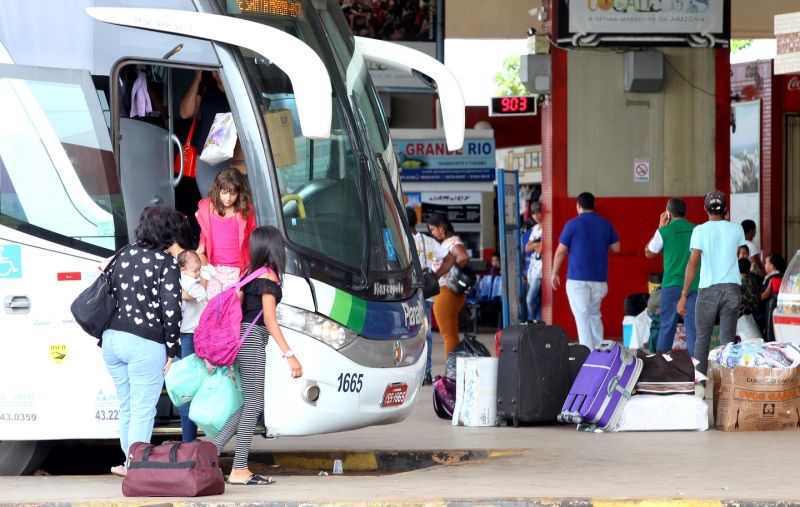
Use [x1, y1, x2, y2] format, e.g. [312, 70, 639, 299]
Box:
[558, 340, 643, 431]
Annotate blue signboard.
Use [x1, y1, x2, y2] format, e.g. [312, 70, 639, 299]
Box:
[395, 139, 495, 182]
[496, 171, 522, 327]
[0, 244, 21, 278]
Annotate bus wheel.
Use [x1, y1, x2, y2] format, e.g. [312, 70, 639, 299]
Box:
[0, 441, 49, 475]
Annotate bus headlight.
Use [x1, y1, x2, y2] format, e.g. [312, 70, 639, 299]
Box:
[276, 304, 357, 350]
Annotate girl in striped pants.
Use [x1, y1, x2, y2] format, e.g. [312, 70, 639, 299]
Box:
[213, 226, 303, 485]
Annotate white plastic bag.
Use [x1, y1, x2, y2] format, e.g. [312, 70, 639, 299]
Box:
[199, 112, 238, 166]
[736, 314, 763, 342]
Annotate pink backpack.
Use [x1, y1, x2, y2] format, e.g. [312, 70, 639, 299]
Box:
[194, 266, 273, 366]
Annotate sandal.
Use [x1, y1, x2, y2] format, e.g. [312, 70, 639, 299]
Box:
[110, 464, 127, 477]
[228, 473, 275, 485]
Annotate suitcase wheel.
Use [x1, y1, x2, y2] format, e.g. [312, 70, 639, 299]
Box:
[557, 412, 583, 424]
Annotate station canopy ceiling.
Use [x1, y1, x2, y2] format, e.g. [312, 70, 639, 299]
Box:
[446, 0, 799, 40]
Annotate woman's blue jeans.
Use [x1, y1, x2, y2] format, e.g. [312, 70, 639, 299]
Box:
[102, 329, 166, 458]
[526, 276, 542, 321]
[424, 301, 434, 377]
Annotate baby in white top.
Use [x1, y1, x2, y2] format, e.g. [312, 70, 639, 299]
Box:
[177, 250, 208, 335]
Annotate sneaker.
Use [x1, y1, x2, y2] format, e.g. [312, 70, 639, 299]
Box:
[422, 373, 433, 386]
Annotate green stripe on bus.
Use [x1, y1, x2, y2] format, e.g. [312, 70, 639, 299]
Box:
[329, 290, 352, 325]
[347, 297, 367, 334]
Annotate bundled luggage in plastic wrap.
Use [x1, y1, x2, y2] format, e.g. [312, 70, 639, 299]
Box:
[712, 342, 800, 431]
[610, 350, 708, 432]
[613, 394, 708, 432]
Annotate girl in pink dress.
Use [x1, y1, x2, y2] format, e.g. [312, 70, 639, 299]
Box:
[195, 169, 256, 299]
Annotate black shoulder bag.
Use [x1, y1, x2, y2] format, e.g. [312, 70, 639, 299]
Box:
[70, 248, 124, 344]
[449, 264, 477, 295]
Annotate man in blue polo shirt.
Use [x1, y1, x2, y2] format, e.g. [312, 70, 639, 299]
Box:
[551, 192, 621, 347]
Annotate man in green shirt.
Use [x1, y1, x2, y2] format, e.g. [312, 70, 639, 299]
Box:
[645, 198, 699, 354]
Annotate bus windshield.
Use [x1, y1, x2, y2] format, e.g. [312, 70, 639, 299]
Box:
[222, 0, 413, 285]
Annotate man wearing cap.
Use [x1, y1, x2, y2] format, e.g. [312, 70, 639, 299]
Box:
[645, 198, 698, 354]
[552, 192, 621, 348]
[677, 190, 746, 375]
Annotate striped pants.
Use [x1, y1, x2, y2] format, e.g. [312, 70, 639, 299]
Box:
[213, 323, 269, 469]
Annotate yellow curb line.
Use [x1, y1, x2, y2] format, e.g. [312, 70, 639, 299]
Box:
[272, 451, 379, 472]
[594, 500, 722, 507]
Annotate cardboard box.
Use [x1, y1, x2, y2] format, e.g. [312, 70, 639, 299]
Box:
[714, 365, 800, 431]
[263, 109, 297, 168]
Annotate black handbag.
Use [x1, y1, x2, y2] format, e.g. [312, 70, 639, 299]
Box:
[70, 249, 123, 344]
[449, 264, 477, 295]
[421, 268, 440, 299]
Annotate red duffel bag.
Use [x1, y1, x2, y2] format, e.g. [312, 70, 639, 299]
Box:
[122, 441, 225, 497]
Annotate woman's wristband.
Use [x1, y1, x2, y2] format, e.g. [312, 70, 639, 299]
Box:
[282, 350, 295, 359]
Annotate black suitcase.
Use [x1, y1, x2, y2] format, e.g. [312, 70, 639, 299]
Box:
[568, 343, 591, 387]
[496, 322, 571, 427]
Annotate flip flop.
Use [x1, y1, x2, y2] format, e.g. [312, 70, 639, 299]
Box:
[228, 473, 275, 485]
[110, 464, 127, 477]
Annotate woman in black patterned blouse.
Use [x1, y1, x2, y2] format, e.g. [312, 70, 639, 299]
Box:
[103, 206, 184, 477]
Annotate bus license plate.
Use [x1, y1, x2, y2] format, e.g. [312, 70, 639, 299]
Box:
[380, 383, 408, 408]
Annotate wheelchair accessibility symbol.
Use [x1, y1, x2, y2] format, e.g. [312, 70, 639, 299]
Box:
[0, 245, 21, 278]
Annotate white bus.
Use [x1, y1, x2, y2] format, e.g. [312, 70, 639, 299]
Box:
[0, 0, 464, 474]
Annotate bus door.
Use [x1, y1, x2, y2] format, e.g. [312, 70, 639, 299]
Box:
[118, 104, 178, 241]
[89, 6, 335, 240]
[0, 63, 123, 440]
[111, 61, 225, 244]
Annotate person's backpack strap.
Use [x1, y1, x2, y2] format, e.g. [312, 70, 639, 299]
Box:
[240, 309, 264, 342]
[234, 266, 268, 290]
[263, 267, 280, 285]
[235, 266, 279, 342]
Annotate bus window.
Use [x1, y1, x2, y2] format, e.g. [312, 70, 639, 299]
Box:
[366, 157, 412, 273]
[240, 52, 365, 269]
[0, 65, 123, 253]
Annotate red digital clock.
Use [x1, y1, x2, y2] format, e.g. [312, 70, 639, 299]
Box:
[490, 96, 537, 117]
